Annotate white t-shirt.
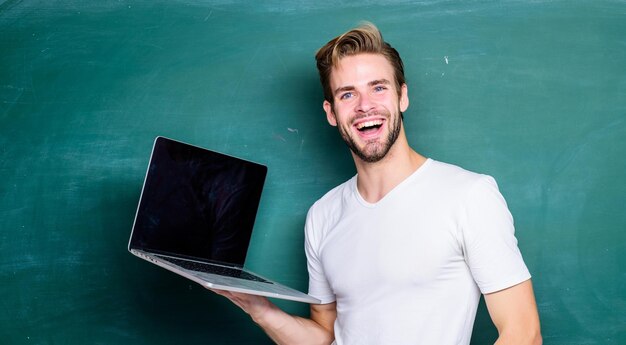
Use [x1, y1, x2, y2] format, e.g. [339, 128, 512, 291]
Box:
[305, 159, 531, 345]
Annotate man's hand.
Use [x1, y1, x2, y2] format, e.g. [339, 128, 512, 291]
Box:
[208, 288, 336, 345]
[210, 289, 273, 323]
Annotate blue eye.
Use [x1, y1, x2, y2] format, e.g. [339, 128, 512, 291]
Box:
[374, 85, 386, 92]
[340, 92, 353, 100]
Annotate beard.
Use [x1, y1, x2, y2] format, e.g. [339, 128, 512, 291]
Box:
[337, 108, 402, 163]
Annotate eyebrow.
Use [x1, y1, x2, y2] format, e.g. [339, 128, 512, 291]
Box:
[333, 79, 392, 97]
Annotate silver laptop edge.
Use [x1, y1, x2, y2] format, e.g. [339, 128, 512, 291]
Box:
[128, 136, 320, 304]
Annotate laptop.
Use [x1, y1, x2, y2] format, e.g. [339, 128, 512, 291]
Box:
[128, 136, 320, 304]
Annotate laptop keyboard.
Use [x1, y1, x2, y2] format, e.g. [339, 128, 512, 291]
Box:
[156, 256, 271, 284]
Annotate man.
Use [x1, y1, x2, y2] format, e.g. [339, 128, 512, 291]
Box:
[212, 22, 542, 345]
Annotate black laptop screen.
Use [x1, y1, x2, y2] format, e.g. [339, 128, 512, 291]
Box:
[130, 137, 267, 267]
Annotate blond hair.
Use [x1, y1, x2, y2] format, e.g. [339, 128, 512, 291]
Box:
[315, 22, 406, 105]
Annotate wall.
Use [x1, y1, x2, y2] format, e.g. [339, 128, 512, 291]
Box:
[1, 1, 625, 343]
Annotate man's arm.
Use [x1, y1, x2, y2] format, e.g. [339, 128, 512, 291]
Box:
[484, 279, 542, 345]
[211, 289, 336, 345]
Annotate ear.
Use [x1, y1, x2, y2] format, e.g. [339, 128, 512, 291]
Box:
[399, 84, 409, 112]
[323, 100, 338, 126]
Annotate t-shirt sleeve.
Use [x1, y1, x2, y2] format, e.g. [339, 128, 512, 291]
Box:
[304, 205, 336, 304]
[461, 175, 531, 294]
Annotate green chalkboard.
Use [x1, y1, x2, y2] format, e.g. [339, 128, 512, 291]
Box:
[1, 1, 624, 344]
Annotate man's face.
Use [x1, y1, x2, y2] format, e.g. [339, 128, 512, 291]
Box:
[323, 53, 408, 163]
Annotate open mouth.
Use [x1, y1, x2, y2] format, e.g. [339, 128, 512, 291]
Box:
[355, 119, 384, 134]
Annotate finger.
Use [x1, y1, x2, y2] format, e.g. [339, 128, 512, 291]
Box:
[209, 288, 233, 299]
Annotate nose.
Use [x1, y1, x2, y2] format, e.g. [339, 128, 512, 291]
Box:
[355, 92, 375, 113]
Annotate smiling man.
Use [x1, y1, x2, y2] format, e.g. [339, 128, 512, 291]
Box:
[323, 57, 405, 164]
[212, 22, 542, 345]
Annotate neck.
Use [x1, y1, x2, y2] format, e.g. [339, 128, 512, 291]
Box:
[353, 129, 427, 203]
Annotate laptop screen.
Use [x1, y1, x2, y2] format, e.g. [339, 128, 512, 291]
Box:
[129, 137, 267, 267]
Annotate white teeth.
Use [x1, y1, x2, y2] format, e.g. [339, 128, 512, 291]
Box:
[356, 120, 383, 130]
